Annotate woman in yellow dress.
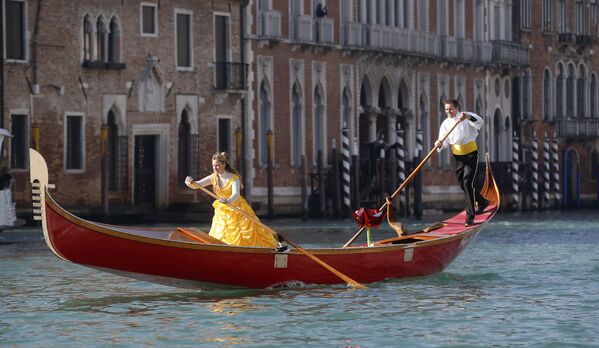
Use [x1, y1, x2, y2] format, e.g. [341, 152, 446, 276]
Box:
[185, 152, 281, 248]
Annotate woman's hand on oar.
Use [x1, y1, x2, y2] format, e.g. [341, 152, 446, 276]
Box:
[188, 183, 367, 289]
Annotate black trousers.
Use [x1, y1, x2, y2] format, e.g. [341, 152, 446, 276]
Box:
[453, 150, 486, 219]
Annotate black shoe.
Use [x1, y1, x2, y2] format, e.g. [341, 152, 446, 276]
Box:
[476, 200, 489, 214]
[465, 217, 475, 227]
[275, 242, 288, 252]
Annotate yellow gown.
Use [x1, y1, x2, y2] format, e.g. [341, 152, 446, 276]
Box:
[208, 173, 277, 248]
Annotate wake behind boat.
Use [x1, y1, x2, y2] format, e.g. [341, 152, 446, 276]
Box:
[29, 149, 500, 289]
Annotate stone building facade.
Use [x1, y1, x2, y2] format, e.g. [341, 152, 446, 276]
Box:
[3, 0, 246, 215]
[244, 0, 531, 215]
[2, 0, 598, 218]
[520, 0, 599, 209]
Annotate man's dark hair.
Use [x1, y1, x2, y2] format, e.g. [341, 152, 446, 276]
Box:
[444, 99, 460, 109]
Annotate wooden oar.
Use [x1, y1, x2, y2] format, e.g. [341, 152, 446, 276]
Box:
[343, 117, 464, 247]
[189, 182, 367, 289]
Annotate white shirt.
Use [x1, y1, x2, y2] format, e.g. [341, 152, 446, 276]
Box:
[437, 111, 484, 150]
[194, 172, 240, 203]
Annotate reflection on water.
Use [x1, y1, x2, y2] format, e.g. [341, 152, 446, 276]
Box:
[1, 211, 599, 347]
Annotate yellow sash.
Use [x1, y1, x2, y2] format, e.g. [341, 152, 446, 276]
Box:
[451, 141, 477, 155]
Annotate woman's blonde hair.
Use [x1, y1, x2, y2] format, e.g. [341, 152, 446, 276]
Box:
[212, 152, 241, 178]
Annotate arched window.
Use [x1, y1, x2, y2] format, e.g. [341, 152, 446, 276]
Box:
[439, 95, 449, 168]
[504, 116, 511, 162]
[591, 150, 599, 182]
[259, 81, 271, 166]
[566, 64, 575, 117]
[83, 15, 94, 61]
[178, 109, 191, 185]
[108, 17, 121, 64]
[591, 74, 598, 118]
[475, 97, 485, 157]
[556, 64, 564, 118]
[313, 85, 325, 165]
[291, 83, 303, 167]
[543, 69, 551, 121]
[577, 65, 586, 118]
[493, 110, 501, 161]
[96, 16, 108, 62]
[419, 94, 429, 154]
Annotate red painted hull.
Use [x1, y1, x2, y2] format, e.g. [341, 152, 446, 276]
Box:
[41, 194, 494, 289]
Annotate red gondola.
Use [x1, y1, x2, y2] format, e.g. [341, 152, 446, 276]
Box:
[29, 149, 499, 289]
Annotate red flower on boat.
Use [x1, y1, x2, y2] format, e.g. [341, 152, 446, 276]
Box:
[352, 208, 386, 228]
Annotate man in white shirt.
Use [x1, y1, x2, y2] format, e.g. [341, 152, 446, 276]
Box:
[434, 99, 489, 226]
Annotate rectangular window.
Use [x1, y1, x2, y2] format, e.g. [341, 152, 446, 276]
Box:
[217, 118, 231, 155]
[10, 114, 28, 169]
[558, 0, 567, 33]
[418, 1, 429, 32]
[4, 0, 27, 61]
[591, 0, 598, 36]
[543, 0, 552, 31]
[437, 1, 447, 36]
[65, 114, 84, 171]
[455, 0, 465, 37]
[521, 0, 531, 29]
[215, 14, 229, 89]
[575, 0, 584, 34]
[175, 10, 192, 69]
[141, 3, 158, 36]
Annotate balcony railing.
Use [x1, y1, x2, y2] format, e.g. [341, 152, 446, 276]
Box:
[439, 36, 457, 59]
[575, 34, 593, 45]
[556, 118, 599, 138]
[257, 10, 281, 38]
[291, 15, 313, 42]
[491, 40, 529, 66]
[342, 21, 362, 46]
[214, 62, 247, 91]
[314, 18, 334, 44]
[338, 23, 523, 66]
[473, 41, 493, 63]
[558, 32, 574, 45]
[456, 38, 473, 61]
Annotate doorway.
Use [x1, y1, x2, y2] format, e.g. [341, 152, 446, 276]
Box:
[134, 135, 157, 207]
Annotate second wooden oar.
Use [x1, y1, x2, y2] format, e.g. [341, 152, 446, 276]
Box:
[343, 117, 464, 247]
[189, 183, 367, 289]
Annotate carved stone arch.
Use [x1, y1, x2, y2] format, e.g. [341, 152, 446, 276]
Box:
[564, 147, 581, 207]
[102, 95, 127, 136]
[577, 61, 588, 78]
[475, 96, 486, 155]
[378, 77, 393, 109]
[360, 74, 375, 108]
[492, 108, 502, 161]
[108, 15, 122, 33]
[107, 105, 125, 135]
[342, 86, 353, 130]
[258, 77, 274, 166]
[95, 14, 108, 28]
[175, 95, 198, 134]
[398, 78, 410, 112]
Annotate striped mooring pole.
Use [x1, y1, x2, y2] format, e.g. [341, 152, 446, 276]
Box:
[531, 131, 539, 210]
[543, 133, 551, 209]
[341, 127, 352, 214]
[395, 124, 406, 213]
[512, 131, 520, 209]
[413, 129, 424, 219]
[552, 133, 561, 208]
